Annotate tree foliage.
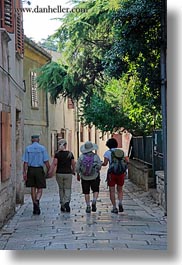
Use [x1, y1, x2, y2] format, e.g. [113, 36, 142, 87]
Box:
[37, 0, 163, 135]
[36, 61, 87, 103]
[79, 92, 131, 133]
[103, 0, 162, 109]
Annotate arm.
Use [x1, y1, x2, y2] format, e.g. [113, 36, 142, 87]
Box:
[125, 156, 129, 163]
[95, 155, 102, 171]
[43, 148, 50, 170]
[71, 159, 76, 175]
[23, 162, 28, 181]
[48, 158, 58, 177]
[44, 160, 50, 171]
[102, 157, 109, 166]
[75, 159, 81, 181]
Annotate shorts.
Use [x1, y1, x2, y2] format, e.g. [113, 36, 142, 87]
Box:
[26, 167, 46, 188]
[107, 172, 125, 187]
[81, 176, 100, 194]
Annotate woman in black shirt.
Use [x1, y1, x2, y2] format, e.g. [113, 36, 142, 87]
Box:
[48, 139, 75, 212]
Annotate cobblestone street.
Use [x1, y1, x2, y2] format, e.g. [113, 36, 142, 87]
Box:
[0, 168, 167, 251]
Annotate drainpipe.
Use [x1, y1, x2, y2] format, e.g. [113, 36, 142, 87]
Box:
[46, 92, 49, 127]
[160, 0, 167, 215]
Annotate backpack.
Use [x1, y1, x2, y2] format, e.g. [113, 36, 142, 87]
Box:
[108, 149, 127, 175]
[80, 153, 96, 176]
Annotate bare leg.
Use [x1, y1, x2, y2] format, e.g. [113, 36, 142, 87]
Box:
[117, 185, 124, 212]
[36, 188, 43, 201]
[85, 194, 91, 213]
[31, 187, 41, 214]
[93, 191, 99, 201]
[109, 186, 116, 207]
[117, 185, 123, 201]
[85, 194, 90, 205]
[31, 187, 36, 203]
[31, 187, 42, 202]
[91, 191, 99, 212]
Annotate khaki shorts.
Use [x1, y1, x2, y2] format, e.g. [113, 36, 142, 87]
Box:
[26, 167, 46, 188]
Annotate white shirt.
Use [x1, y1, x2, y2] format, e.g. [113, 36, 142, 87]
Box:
[103, 148, 127, 164]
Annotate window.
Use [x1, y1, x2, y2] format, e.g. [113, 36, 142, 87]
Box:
[0, 0, 15, 33]
[1, 111, 11, 182]
[67, 98, 74, 109]
[30, 71, 39, 109]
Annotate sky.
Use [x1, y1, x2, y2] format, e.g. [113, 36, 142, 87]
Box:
[23, 0, 73, 42]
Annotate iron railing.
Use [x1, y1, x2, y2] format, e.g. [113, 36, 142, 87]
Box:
[132, 130, 163, 171]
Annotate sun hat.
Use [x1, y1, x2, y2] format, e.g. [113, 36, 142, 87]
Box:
[80, 141, 98, 154]
[58, 139, 67, 146]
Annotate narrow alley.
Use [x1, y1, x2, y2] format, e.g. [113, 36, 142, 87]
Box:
[0, 168, 167, 251]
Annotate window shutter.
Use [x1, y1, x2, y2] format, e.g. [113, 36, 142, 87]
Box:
[0, 0, 15, 33]
[1, 111, 11, 182]
[15, 0, 24, 56]
[67, 98, 74, 109]
[30, 71, 39, 108]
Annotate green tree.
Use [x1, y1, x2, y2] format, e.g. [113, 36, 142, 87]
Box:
[37, 0, 163, 135]
[36, 61, 87, 103]
[54, 0, 119, 95]
[79, 92, 130, 133]
[103, 0, 162, 108]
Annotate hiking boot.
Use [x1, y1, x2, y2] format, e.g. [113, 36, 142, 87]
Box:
[60, 206, 66, 212]
[91, 202, 97, 212]
[64, 202, 71, 212]
[111, 207, 118, 214]
[86, 205, 91, 213]
[119, 204, 124, 212]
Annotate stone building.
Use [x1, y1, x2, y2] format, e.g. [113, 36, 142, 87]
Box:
[0, 0, 25, 227]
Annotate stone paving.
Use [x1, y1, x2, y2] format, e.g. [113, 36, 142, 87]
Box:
[0, 168, 167, 251]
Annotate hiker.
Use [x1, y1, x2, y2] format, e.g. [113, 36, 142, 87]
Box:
[102, 138, 128, 214]
[76, 141, 102, 213]
[22, 135, 50, 215]
[48, 139, 75, 212]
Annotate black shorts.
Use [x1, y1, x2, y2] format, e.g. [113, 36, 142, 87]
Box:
[81, 176, 100, 194]
[26, 167, 46, 188]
